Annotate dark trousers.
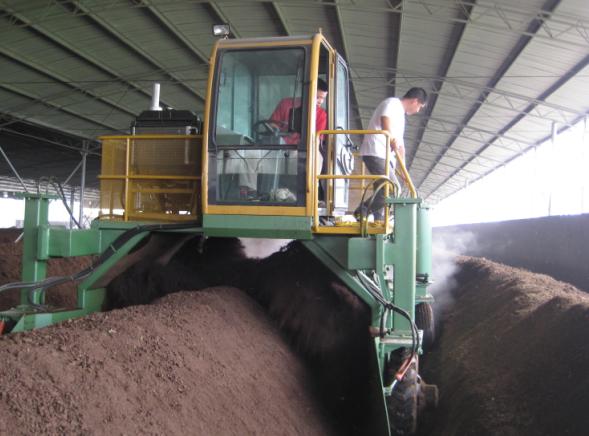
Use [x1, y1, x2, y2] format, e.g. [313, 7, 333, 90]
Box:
[355, 155, 397, 220]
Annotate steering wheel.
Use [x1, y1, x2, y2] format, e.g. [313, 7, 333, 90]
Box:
[253, 119, 290, 142]
[253, 120, 280, 133]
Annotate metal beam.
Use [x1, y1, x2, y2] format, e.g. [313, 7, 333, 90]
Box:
[0, 145, 28, 192]
[0, 127, 101, 156]
[424, 54, 589, 201]
[0, 49, 137, 118]
[0, 84, 124, 133]
[59, 1, 206, 103]
[407, 1, 474, 169]
[0, 6, 172, 108]
[424, 115, 534, 152]
[351, 64, 584, 125]
[356, 105, 537, 153]
[0, 111, 99, 144]
[268, 2, 291, 36]
[140, 2, 211, 65]
[331, 0, 588, 49]
[387, 0, 403, 97]
[410, 146, 497, 174]
[427, 110, 589, 203]
[4, 1, 587, 48]
[415, 0, 562, 190]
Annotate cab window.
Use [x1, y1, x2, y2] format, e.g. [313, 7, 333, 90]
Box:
[210, 47, 308, 206]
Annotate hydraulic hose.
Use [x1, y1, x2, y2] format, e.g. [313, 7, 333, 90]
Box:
[0, 221, 201, 306]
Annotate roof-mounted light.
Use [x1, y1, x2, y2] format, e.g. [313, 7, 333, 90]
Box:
[212, 24, 230, 38]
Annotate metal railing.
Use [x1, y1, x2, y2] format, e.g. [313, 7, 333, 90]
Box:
[98, 134, 201, 222]
[313, 129, 416, 235]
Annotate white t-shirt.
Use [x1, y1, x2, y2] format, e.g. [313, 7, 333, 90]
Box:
[360, 97, 405, 159]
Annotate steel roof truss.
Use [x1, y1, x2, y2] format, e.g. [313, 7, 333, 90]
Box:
[61, 1, 206, 103]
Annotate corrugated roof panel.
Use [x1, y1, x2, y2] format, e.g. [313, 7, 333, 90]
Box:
[27, 8, 198, 110]
[0, 58, 127, 123]
[0, 0, 586, 198]
[396, 1, 460, 160]
[282, 1, 343, 38]
[542, 64, 589, 116]
[336, 2, 396, 126]
[80, 1, 205, 105]
[415, 0, 555, 195]
[0, 88, 112, 136]
[213, 3, 282, 37]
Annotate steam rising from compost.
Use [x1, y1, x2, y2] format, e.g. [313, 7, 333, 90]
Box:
[431, 230, 477, 309]
[240, 238, 290, 258]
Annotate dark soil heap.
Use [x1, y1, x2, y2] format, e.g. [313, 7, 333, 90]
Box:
[0, 287, 335, 436]
[421, 256, 589, 436]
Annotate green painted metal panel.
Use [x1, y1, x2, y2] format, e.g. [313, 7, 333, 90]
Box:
[204, 214, 313, 239]
[77, 287, 106, 313]
[387, 201, 417, 332]
[38, 227, 102, 258]
[308, 235, 353, 269]
[11, 308, 88, 333]
[78, 232, 150, 292]
[21, 194, 52, 305]
[416, 204, 432, 298]
[347, 237, 378, 269]
[302, 238, 381, 319]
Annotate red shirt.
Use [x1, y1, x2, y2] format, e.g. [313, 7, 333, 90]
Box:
[270, 98, 327, 145]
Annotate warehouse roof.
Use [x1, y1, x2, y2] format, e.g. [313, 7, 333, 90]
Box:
[0, 0, 587, 203]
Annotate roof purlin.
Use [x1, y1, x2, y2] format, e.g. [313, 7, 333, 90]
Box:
[425, 52, 589, 201]
[415, 0, 563, 190]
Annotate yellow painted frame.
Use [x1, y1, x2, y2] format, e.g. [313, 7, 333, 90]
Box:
[99, 134, 201, 221]
[198, 34, 419, 235]
[312, 129, 417, 235]
[202, 34, 323, 217]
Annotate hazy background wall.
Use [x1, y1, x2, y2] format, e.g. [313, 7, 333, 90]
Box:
[433, 214, 589, 292]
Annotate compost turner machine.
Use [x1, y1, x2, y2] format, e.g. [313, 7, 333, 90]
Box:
[0, 32, 437, 435]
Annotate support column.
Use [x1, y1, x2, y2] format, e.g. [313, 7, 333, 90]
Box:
[416, 203, 432, 300]
[79, 141, 88, 228]
[20, 194, 52, 305]
[388, 200, 417, 332]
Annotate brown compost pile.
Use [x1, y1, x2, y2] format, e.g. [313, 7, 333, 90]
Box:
[0, 287, 335, 435]
[2, 226, 589, 435]
[419, 256, 589, 435]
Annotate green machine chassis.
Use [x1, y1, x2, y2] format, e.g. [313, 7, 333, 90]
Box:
[0, 192, 434, 435]
[0, 31, 437, 435]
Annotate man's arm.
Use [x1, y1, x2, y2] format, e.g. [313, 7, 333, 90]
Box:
[381, 116, 405, 164]
[269, 98, 291, 129]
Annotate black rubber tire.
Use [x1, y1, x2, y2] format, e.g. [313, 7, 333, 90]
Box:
[415, 302, 435, 351]
[387, 365, 419, 435]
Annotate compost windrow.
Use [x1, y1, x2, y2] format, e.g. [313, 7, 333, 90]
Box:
[0, 287, 336, 435]
[3, 228, 589, 435]
[419, 256, 589, 435]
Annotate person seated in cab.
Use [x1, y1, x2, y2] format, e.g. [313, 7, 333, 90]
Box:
[269, 78, 328, 146]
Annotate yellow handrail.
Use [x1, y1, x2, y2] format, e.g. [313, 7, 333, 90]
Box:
[100, 134, 201, 221]
[316, 129, 416, 197]
[312, 129, 417, 234]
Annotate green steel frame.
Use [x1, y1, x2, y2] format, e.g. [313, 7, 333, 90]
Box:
[1, 192, 433, 436]
[0, 193, 203, 332]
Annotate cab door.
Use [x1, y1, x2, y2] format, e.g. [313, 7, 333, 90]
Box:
[331, 54, 354, 214]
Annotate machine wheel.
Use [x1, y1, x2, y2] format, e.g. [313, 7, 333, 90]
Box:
[387, 365, 419, 435]
[415, 302, 435, 351]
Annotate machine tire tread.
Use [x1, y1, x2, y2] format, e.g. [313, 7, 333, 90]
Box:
[415, 302, 435, 350]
